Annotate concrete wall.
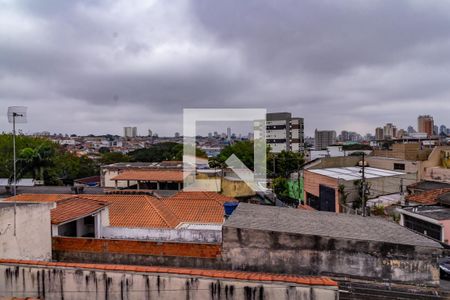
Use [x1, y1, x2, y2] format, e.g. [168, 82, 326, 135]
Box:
[102, 227, 222, 243]
[372, 143, 429, 161]
[307, 156, 360, 169]
[0, 264, 338, 300]
[366, 157, 420, 176]
[222, 178, 256, 198]
[0, 203, 52, 261]
[303, 170, 340, 212]
[305, 169, 412, 211]
[440, 219, 450, 244]
[221, 227, 442, 286]
[102, 169, 136, 188]
[421, 146, 450, 183]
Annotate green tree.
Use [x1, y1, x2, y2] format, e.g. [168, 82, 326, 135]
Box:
[172, 144, 207, 161]
[129, 142, 182, 162]
[15, 143, 55, 183]
[267, 150, 304, 178]
[213, 142, 304, 178]
[0, 133, 99, 186]
[129, 142, 207, 162]
[0, 134, 56, 178]
[100, 152, 130, 165]
[216, 141, 254, 170]
[272, 177, 290, 198]
[50, 152, 98, 185]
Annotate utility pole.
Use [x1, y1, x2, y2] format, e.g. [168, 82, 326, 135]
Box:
[7, 106, 28, 237]
[361, 152, 367, 217]
[400, 178, 404, 195]
[13, 112, 17, 197]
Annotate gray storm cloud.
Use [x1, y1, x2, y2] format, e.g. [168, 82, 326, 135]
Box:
[0, 0, 449, 136]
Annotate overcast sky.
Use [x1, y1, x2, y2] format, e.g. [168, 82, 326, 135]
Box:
[1, 0, 450, 137]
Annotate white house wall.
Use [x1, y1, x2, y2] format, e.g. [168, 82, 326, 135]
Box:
[0, 203, 52, 260]
[102, 226, 222, 243]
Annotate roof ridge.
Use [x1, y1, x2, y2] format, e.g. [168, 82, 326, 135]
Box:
[144, 195, 180, 227]
[77, 195, 110, 204]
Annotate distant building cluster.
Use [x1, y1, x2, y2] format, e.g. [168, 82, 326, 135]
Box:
[374, 115, 449, 141]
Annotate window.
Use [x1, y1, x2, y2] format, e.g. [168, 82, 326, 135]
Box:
[404, 215, 441, 241]
[84, 215, 95, 225]
[394, 163, 405, 171]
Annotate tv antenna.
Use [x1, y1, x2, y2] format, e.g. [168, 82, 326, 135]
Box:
[7, 106, 27, 236]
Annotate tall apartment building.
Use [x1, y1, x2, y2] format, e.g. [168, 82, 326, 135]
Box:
[314, 130, 336, 150]
[226, 127, 232, 141]
[383, 123, 397, 139]
[418, 115, 434, 137]
[123, 126, 137, 138]
[266, 112, 304, 153]
[339, 130, 349, 142]
[375, 127, 384, 141]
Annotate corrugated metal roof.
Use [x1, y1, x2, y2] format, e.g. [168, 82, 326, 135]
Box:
[308, 167, 405, 180]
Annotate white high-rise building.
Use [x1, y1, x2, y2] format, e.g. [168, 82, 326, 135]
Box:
[123, 127, 137, 138]
[227, 127, 232, 141]
[266, 112, 304, 153]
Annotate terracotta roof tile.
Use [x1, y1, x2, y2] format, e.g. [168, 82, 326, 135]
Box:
[163, 191, 237, 224]
[5, 193, 73, 203]
[81, 195, 180, 228]
[0, 259, 337, 287]
[5, 192, 238, 228]
[51, 197, 108, 224]
[112, 170, 184, 182]
[406, 188, 450, 205]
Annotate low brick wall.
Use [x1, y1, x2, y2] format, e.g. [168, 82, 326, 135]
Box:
[52, 237, 221, 258]
[52, 237, 223, 269]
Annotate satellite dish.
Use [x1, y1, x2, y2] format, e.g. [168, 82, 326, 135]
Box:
[7, 106, 28, 124]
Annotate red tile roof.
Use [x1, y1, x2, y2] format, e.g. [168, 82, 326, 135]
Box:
[5, 192, 237, 228]
[87, 195, 180, 228]
[6, 194, 73, 202]
[406, 188, 450, 205]
[164, 191, 237, 224]
[112, 170, 184, 182]
[51, 197, 108, 225]
[0, 259, 338, 287]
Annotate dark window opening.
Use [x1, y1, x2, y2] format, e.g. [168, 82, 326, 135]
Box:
[404, 215, 441, 241]
[58, 221, 77, 237]
[394, 163, 405, 171]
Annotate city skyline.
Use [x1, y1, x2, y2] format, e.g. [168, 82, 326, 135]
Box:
[4, 113, 449, 139]
[1, 1, 450, 136]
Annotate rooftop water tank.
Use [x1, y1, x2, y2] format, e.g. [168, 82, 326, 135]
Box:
[224, 202, 239, 218]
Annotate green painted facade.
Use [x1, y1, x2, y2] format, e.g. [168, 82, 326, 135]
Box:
[287, 178, 304, 201]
